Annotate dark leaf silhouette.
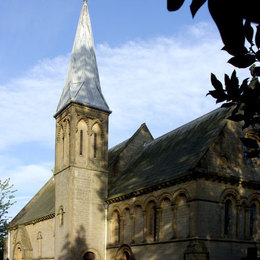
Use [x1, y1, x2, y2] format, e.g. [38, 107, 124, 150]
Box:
[221, 102, 235, 108]
[225, 72, 240, 99]
[169, 0, 260, 159]
[240, 137, 259, 149]
[244, 149, 260, 158]
[190, 0, 207, 17]
[244, 20, 254, 44]
[211, 73, 223, 91]
[255, 25, 260, 49]
[250, 117, 260, 126]
[228, 114, 244, 122]
[167, 0, 185, 11]
[228, 54, 255, 68]
[206, 90, 225, 101]
[240, 78, 249, 92]
[255, 51, 260, 62]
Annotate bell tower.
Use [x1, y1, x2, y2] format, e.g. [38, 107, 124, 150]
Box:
[54, 1, 110, 259]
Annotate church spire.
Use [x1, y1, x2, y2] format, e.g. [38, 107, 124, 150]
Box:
[56, 0, 110, 115]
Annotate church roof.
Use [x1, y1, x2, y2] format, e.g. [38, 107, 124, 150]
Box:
[108, 108, 230, 198]
[9, 178, 55, 227]
[9, 108, 230, 227]
[56, 0, 110, 115]
[108, 123, 153, 168]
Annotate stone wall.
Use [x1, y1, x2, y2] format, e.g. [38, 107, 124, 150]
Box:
[8, 217, 54, 260]
[107, 179, 260, 260]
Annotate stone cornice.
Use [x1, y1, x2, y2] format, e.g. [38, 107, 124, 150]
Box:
[106, 168, 260, 205]
[8, 213, 55, 230]
[107, 236, 260, 249]
[54, 164, 109, 176]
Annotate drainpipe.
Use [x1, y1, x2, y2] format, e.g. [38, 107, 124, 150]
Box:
[105, 205, 107, 260]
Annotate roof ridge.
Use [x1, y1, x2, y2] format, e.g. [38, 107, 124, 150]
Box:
[108, 107, 231, 198]
[148, 107, 228, 147]
[109, 123, 154, 153]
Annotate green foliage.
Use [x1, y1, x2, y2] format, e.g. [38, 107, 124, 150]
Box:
[0, 179, 16, 259]
[207, 70, 260, 158]
[168, 0, 260, 160]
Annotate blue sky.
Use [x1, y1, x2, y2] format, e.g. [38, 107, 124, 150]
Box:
[0, 1, 249, 218]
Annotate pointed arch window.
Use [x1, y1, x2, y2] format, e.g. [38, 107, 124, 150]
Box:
[56, 124, 64, 170]
[80, 130, 83, 155]
[250, 203, 256, 237]
[14, 243, 23, 260]
[77, 120, 88, 158]
[94, 132, 97, 158]
[92, 123, 102, 160]
[224, 199, 232, 235]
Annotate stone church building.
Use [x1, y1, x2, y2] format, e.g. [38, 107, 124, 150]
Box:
[5, 1, 260, 259]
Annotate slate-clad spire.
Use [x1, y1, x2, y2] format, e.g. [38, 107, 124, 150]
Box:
[56, 0, 110, 114]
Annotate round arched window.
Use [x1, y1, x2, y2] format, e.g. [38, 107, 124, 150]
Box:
[83, 251, 95, 260]
[124, 251, 130, 260]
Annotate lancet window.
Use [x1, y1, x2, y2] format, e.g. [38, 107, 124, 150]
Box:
[111, 210, 120, 244]
[250, 203, 257, 237]
[160, 198, 173, 240]
[134, 205, 144, 243]
[92, 123, 102, 159]
[123, 208, 132, 243]
[224, 199, 232, 235]
[76, 119, 88, 158]
[146, 201, 157, 242]
[176, 194, 189, 238]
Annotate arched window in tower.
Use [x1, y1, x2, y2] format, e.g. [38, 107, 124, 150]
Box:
[111, 210, 120, 244]
[146, 201, 157, 242]
[94, 132, 97, 158]
[76, 120, 88, 159]
[80, 130, 83, 155]
[63, 119, 70, 166]
[250, 203, 256, 237]
[224, 199, 232, 235]
[56, 124, 64, 170]
[92, 123, 102, 159]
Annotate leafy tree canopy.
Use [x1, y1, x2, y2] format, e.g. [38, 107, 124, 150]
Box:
[167, 0, 260, 159]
